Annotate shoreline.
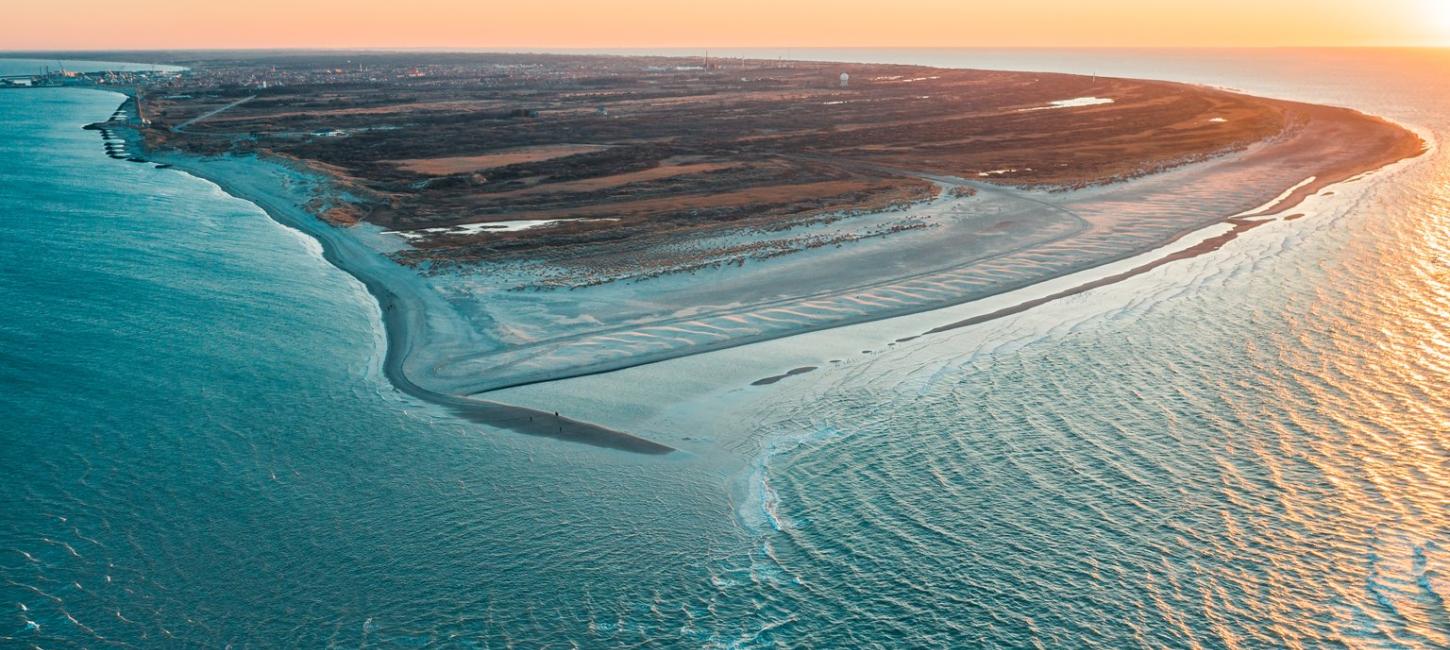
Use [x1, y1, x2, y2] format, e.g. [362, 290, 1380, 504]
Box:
[906, 116, 1436, 339]
[79, 70, 1428, 453]
[428, 99, 1426, 396]
[139, 141, 676, 455]
[490, 147, 1426, 457]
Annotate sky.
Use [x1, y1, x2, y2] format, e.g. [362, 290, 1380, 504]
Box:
[7, 0, 1450, 50]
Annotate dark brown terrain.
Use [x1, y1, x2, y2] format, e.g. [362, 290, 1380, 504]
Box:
[135, 53, 1303, 267]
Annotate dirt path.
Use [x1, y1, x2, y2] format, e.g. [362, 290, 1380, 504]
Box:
[171, 95, 255, 133]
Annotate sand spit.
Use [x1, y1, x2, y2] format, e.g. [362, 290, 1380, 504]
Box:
[89, 93, 672, 452]
[426, 100, 1424, 397]
[489, 145, 1428, 456]
[90, 68, 1426, 452]
[142, 150, 675, 455]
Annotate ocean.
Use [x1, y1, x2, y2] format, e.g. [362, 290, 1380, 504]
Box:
[2, 50, 1447, 647]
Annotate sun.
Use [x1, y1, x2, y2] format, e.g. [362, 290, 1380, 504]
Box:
[1427, 0, 1450, 37]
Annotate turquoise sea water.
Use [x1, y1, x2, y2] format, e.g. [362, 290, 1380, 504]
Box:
[3, 51, 1448, 647]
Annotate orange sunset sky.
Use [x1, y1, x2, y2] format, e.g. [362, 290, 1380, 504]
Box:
[7, 0, 1450, 50]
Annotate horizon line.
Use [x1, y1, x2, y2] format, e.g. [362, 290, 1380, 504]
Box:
[4, 44, 1449, 55]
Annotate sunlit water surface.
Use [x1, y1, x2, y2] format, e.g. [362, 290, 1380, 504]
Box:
[2, 50, 1447, 647]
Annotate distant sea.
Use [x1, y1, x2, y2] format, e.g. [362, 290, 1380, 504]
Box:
[2, 50, 1446, 647]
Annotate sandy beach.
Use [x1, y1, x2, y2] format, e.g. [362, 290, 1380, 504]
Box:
[140, 147, 675, 454]
[111, 74, 1426, 454]
[489, 138, 1431, 457]
[11, 45, 1450, 649]
[418, 97, 1425, 397]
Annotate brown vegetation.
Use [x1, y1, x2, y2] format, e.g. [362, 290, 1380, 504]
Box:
[143, 52, 1298, 267]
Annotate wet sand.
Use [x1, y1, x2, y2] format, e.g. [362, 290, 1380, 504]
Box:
[488, 143, 1430, 456]
[427, 101, 1424, 396]
[98, 71, 1426, 453]
[923, 216, 1273, 335]
[88, 92, 673, 453]
[142, 147, 675, 455]
[751, 367, 819, 386]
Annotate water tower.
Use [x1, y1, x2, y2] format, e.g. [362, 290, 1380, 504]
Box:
[839, 72, 850, 88]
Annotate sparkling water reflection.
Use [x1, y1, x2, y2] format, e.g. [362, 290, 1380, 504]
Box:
[1, 50, 1447, 647]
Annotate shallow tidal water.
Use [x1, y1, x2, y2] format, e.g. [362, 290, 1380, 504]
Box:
[2, 51, 1448, 647]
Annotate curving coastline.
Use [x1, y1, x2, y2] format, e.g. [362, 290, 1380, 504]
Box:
[420, 97, 1427, 396]
[141, 148, 677, 455]
[100, 71, 1427, 453]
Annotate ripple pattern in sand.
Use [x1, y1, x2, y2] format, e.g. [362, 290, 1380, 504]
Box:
[700, 142, 1450, 647]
